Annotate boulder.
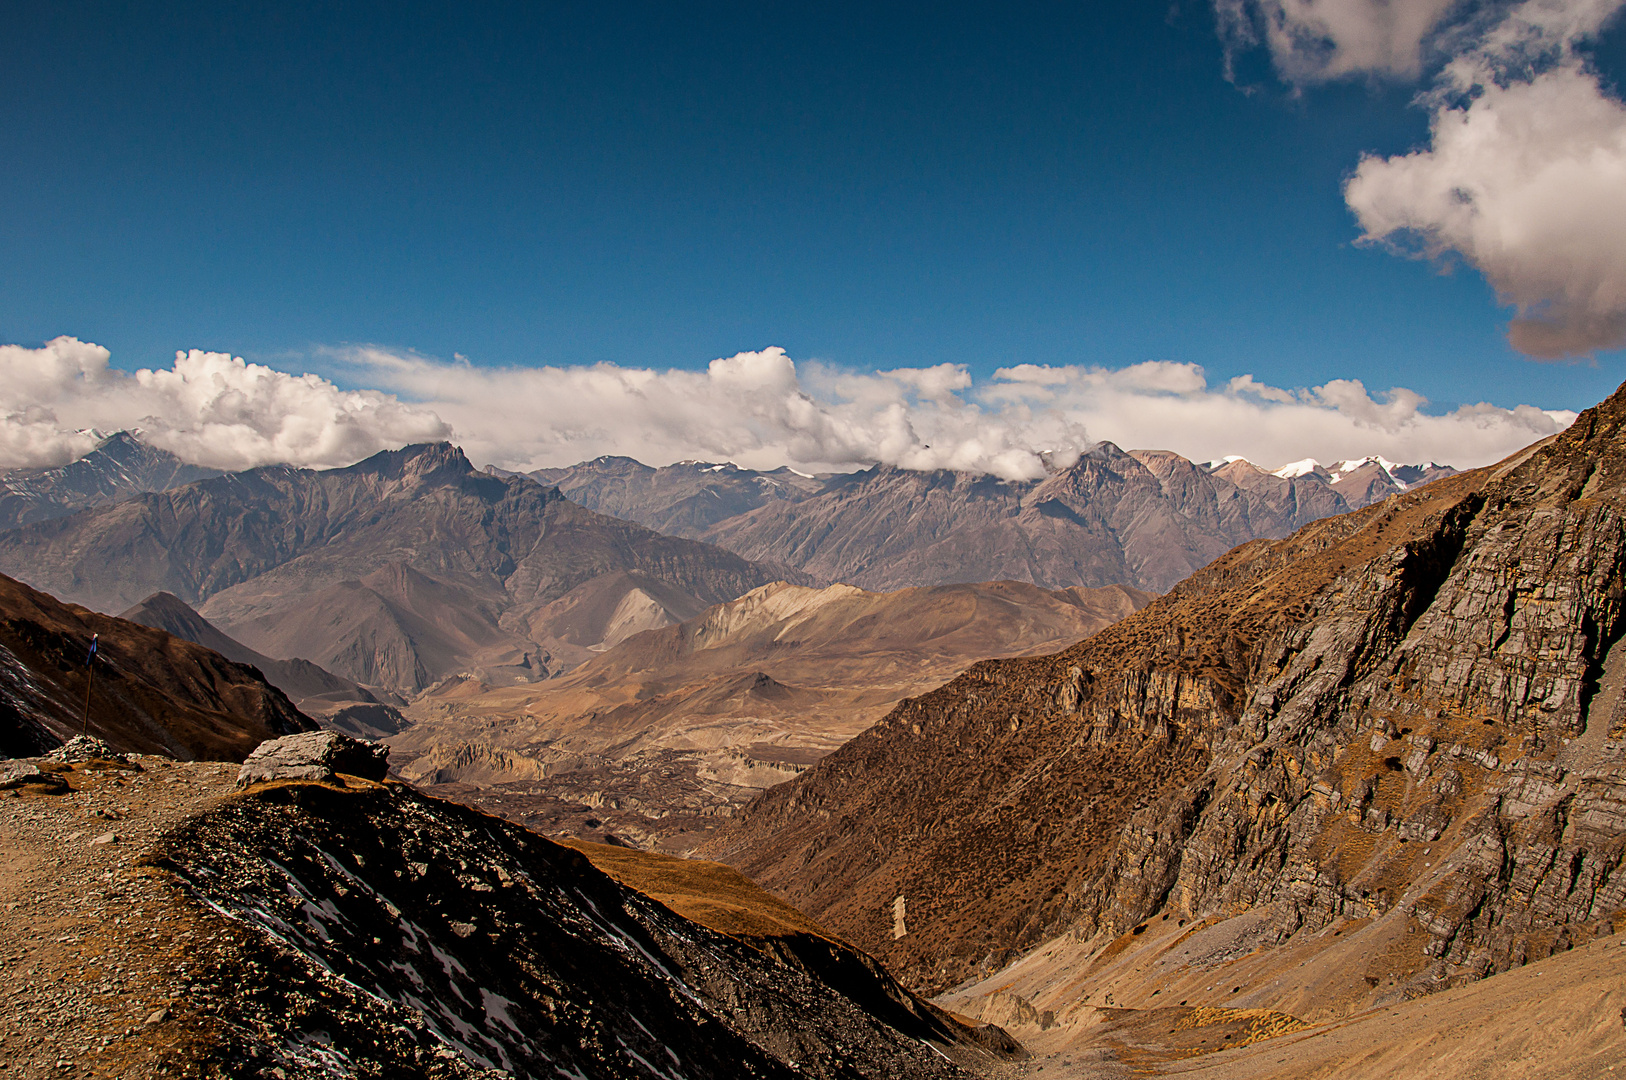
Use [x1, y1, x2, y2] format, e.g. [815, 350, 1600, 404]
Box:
[236, 731, 390, 789]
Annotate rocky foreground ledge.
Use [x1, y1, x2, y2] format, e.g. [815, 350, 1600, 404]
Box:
[0, 734, 1017, 1080]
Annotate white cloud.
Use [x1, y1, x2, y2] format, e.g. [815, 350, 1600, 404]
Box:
[1221, 0, 1626, 359]
[339, 346, 1569, 476]
[0, 337, 450, 471]
[1346, 0, 1626, 357]
[0, 338, 1574, 478]
[1215, 0, 1463, 84]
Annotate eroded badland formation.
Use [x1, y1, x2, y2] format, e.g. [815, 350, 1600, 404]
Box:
[0, 393, 1622, 1077]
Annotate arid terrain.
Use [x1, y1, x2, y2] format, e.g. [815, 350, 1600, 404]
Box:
[389, 579, 1151, 850]
[0, 415, 1611, 1079]
[0, 746, 1016, 1079]
[706, 383, 1626, 1071]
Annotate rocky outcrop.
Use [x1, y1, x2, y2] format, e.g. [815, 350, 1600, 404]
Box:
[709, 384, 1626, 999]
[235, 730, 391, 787]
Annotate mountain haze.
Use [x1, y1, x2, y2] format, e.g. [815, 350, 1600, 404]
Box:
[389, 579, 1152, 849]
[524, 446, 1458, 594]
[702, 445, 1368, 593]
[0, 572, 312, 759]
[118, 591, 402, 736]
[526, 456, 828, 536]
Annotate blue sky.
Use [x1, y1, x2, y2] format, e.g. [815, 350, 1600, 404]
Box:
[3, 1, 1626, 473]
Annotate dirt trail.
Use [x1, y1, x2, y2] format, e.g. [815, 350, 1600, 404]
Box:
[0, 757, 237, 1079]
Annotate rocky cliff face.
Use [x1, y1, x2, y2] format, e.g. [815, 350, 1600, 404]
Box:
[708, 383, 1626, 1005]
[0, 443, 806, 697]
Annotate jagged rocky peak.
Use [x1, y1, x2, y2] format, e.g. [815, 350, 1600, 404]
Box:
[343, 440, 489, 490]
[707, 377, 1626, 1017]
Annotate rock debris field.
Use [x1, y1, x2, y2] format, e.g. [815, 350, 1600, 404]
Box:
[0, 754, 240, 1078]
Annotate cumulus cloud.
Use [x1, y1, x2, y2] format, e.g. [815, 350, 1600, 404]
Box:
[0, 338, 1574, 478]
[1215, 0, 1463, 84]
[1346, 0, 1626, 357]
[0, 337, 450, 471]
[1221, 0, 1626, 358]
[338, 346, 1571, 476]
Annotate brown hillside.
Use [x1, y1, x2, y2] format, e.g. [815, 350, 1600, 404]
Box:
[0, 573, 313, 759]
[707, 380, 1626, 1012]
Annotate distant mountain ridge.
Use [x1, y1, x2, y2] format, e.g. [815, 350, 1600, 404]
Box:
[525, 447, 1458, 593]
[519, 455, 829, 536]
[118, 591, 404, 737]
[0, 443, 806, 700]
[0, 430, 222, 529]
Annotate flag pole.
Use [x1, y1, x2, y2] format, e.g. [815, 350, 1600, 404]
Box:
[81, 633, 98, 736]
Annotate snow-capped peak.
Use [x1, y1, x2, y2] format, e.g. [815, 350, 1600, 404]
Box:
[1329, 455, 1407, 488]
[1271, 458, 1326, 480]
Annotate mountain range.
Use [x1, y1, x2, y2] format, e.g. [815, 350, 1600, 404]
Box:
[1, 393, 1620, 1076]
[526, 447, 1458, 593]
[0, 430, 221, 529]
[0, 434, 1458, 706]
[701, 383, 1626, 1066]
[0, 443, 805, 699]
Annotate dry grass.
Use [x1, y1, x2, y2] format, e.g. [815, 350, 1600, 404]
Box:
[562, 837, 835, 940]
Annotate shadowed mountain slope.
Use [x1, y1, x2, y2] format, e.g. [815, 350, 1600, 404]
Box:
[149, 774, 1014, 1077]
[706, 379, 1626, 1020]
[117, 592, 400, 736]
[0, 573, 312, 759]
[0, 443, 807, 697]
